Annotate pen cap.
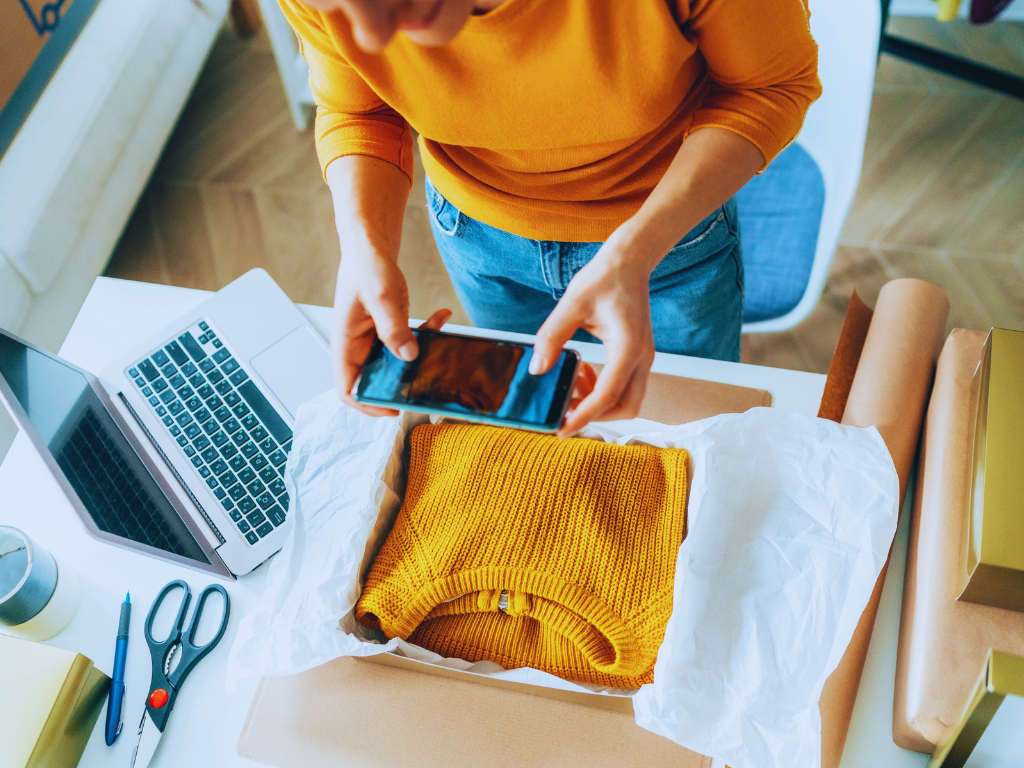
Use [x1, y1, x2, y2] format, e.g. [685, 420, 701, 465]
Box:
[0, 527, 81, 641]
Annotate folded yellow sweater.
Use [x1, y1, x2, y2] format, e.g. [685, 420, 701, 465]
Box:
[356, 424, 689, 688]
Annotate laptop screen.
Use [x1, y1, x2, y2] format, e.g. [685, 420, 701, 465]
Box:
[0, 333, 212, 566]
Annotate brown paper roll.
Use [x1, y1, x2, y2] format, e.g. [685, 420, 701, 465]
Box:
[819, 278, 950, 768]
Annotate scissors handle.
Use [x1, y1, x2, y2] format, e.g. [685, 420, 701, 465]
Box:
[172, 583, 231, 684]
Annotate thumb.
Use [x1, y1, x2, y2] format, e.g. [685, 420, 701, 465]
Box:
[531, 297, 583, 375]
[365, 294, 418, 362]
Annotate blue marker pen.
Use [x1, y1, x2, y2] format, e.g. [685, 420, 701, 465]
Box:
[105, 592, 130, 746]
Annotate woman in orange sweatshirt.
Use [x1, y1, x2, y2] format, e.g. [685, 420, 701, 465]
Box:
[280, 0, 821, 436]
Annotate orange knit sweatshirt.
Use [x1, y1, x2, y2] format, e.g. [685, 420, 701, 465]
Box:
[278, 0, 821, 242]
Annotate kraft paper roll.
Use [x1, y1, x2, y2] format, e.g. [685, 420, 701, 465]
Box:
[819, 278, 950, 768]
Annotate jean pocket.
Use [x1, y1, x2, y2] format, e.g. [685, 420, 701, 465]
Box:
[427, 180, 467, 238]
[652, 207, 731, 282]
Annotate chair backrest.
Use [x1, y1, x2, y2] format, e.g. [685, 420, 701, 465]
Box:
[742, 0, 880, 333]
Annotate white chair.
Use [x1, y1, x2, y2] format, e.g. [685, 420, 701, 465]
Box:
[741, 0, 881, 333]
[256, 0, 315, 130]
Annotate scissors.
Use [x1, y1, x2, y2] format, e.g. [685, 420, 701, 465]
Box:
[130, 580, 230, 768]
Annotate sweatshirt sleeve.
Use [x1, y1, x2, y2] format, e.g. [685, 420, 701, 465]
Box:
[277, 0, 414, 182]
[679, 0, 822, 170]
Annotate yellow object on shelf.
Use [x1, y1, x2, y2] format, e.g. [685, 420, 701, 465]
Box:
[0, 634, 109, 768]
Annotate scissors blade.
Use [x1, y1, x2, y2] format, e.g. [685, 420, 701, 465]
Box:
[130, 711, 163, 768]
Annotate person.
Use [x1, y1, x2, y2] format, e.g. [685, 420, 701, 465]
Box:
[278, 0, 821, 436]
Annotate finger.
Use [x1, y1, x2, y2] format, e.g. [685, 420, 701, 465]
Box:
[568, 362, 597, 410]
[590, 365, 648, 423]
[364, 293, 418, 362]
[341, 390, 400, 418]
[417, 308, 453, 331]
[556, 344, 647, 437]
[531, 299, 586, 375]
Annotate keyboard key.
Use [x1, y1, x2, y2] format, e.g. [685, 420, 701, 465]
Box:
[280, 492, 289, 509]
[162, 416, 174, 427]
[139, 360, 159, 382]
[220, 444, 238, 460]
[202, 419, 220, 436]
[175, 412, 193, 428]
[237, 497, 256, 513]
[199, 466, 211, 478]
[221, 498, 234, 511]
[129, 367, 140, 378]
[237, 380, 290, 443]
[259, 467, 277, 483]
[206, 395, 223, 410]
[219, 471, 237, 487]
[161, 363, 177, 378]
[246, 479, 265, 497]
[184, 424, 202, 439]
[186, 396, 202, 411]
[214, 486, 226, 499]
[259, 437, 276, 454]
[212, 431, 229, 447]
[178, 385, 193, 400]
[197, 384, 214, 399]
[199, 321, 209, 331]
[229, 455, 247, 471]
[202, 447, 219, 462]
[213, 339, 223, 348]
[134, 377, 145, 388]
[183, 445, 195, 456]
[168, 401, 184, 416]
[239, 466, 257, 484]
[199, 358, 215, 373]
[214, 406, 231, 423]
[250, 454, 268, 470]
[169, 374, 185, 389]
[153, 350, 170, 367]
[159, 389, 176, 404]
[251, 426, 268, 443]
[206, 477, 219, 489]
[245, 531, 259, 545]
[269, 478, 287, 496]
[199, 333, 210, 344]
[228, 484, 247, 501]
[232, 403, 250, 418]
[241, 442, 259, 458]
[225, 392, 241, 407]
[193, 435, 210, 451]
[246, 510, 266, 527]
[191, 456, 204, 468]
[267, 505, 286, 526]
[237, 519, 251, 534]
[189, 373, 205, 389]
[269, 450, 287, 467]
[216, 380, 232, 396]
[207, 370, 224, 385]
[148, 396, 159, 406]
[181, 362, 197, 377]
[241, 414, 259, 431]
[229, 509, 242, 522]
[256, 492, 274, 510]
[255, 522, 273, 537]
[194, 407, 211, 424]
[156, 406, 167, 417]
[143, 386, 153, 397]
[179, 332, 206, 362]
[165, 341, 189, 366]
[170, 425, 181, 436]
[213, 348, 231, 364]
[232, 431, 248, 447]
[152, 378, 168, 393]
[229, 369, 248, 386]
[224, 418, 241, 435]
[222, 358, 240, 375]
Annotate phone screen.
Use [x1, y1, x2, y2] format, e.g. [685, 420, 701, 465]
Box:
[355, 330, 578, 429]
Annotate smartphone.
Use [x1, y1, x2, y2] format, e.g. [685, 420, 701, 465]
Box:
[354, 329, 581, 432]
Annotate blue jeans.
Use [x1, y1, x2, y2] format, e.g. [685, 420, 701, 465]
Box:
[426, 177, 744, 362]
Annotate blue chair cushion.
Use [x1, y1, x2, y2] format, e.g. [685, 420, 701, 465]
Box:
[735, 143, 825, 323]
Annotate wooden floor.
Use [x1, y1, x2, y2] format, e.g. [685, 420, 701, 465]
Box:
[106, 16, 1024, 375]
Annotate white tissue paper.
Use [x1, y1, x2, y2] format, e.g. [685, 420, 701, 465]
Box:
[227, 392, 899, 768]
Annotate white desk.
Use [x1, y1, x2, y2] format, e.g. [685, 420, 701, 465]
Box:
[0, 277, 929, 768]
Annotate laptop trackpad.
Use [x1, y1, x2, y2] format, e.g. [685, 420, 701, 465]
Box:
[250, 327, 334, 418]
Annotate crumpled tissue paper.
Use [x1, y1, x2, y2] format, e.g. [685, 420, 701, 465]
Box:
[227, 391, 898, 768]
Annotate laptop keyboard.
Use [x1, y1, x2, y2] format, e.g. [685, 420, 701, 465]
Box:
[127, 320, 292, 546]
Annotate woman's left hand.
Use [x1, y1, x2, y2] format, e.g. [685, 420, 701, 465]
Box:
[530, 234, 657, 438]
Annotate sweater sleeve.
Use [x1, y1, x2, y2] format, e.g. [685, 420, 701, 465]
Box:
[276, 0, 414, 182]
[679, 0, 822, 170]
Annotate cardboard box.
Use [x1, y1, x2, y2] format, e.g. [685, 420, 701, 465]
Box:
[958, 328, 1024, 612]
[927, 650, 1024, 768]
[0, 633, 109, 768]
[0, 0, 100, 158]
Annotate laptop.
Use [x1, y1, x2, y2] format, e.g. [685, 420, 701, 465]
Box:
[0, 269, 334, 578]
